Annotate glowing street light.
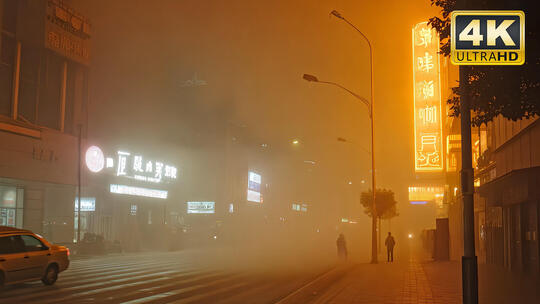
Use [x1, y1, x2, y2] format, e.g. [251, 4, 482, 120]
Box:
[303, 9, 378, 264]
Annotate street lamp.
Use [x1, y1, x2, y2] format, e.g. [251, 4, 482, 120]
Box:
[303, 73, 378, 263]
[303, 9, 378, 264]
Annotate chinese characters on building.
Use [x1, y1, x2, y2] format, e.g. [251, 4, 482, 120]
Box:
[413, 22, 444, 171]
[115, 151, 177, 183]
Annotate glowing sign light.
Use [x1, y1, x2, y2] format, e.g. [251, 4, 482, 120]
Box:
[408, 186, 444, 204]
[413, 22, 444, 172]
[247, 171, 262, 203]
[85, 146, 105, 173]
[87, 147, 177, 184]
[187, 202, 215, 214]
[74, 197, 96, 211]
[110, 184, 168, 199]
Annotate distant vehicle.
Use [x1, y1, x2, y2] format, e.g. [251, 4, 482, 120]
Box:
[0, 226, 70, 286]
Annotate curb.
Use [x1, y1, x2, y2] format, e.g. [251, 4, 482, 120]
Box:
[275, 263, 356, 304]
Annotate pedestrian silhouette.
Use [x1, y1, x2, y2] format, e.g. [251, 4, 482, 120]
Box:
[336, 233, 348, 261]
[385, 232, 396, 262]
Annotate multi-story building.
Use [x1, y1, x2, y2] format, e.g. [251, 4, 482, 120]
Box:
[476, 116, 540, 273]
[443, 62, 540, 275]
[0, 0, 90, 243]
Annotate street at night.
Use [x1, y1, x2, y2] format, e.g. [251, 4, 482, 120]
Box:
[1, 0, 539, 303]
[0, 250, 330, 304]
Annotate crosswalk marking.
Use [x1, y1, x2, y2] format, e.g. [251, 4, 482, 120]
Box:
[0, 251, 328, 304]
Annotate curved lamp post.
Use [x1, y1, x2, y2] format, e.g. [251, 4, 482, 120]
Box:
[303, 9, 378, 264]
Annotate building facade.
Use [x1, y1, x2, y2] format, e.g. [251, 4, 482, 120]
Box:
[477, 116, 540, 273]
[443, 64, 540, 274]
[0, 0, 90, 244]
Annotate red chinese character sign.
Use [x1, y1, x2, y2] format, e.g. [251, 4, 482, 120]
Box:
[413, 22, 444, 172]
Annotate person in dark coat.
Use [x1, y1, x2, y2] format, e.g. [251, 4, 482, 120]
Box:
[336, 233, 348, 260]
[385, 232, 396, 262]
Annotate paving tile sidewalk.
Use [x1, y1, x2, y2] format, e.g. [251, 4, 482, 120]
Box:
[308, 257, 434, 304]
[422, 259, 540, 304]
[304, 251, 540, 304]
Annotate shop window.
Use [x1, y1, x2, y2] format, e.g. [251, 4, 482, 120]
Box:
[0, 185, 22, 227]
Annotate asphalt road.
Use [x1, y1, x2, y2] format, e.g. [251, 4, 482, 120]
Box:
[0, 250, 331, 304]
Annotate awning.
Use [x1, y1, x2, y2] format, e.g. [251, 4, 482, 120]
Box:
[478, 166, 540, 207]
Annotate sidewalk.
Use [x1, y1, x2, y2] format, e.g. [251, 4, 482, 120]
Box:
[311, 257, 436, 304]
[286, 250, 540, 304]
[423, 259, 540, 304]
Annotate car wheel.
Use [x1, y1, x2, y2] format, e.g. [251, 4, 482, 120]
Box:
[42, 264, 58, 285]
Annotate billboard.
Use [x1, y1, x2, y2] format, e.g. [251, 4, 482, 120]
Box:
[413, 22, 444, 172]
[247, 171, 262, 203]
[187, 202, 215, 214]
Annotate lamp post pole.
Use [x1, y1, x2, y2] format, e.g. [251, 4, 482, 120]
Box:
[456, 0, 478, 302]
[330, 10, 378, 263]
[77, 123, 82, 244]
[302, 73, 377, 263]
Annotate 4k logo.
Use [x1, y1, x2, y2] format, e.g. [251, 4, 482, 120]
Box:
[451, 11, 525, 65]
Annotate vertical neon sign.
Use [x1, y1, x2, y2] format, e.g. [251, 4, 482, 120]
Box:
[413, 22, 444, 172]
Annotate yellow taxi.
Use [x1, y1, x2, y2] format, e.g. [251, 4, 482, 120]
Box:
[0, 226, 70, 286]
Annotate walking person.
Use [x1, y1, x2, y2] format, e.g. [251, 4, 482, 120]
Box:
[336, 233, 348, 261]
[385, 232, 396, 262]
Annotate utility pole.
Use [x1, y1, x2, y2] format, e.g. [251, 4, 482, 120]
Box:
[457, 0, 478, 303]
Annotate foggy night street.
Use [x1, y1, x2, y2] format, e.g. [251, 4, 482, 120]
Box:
[1, 245, 538, 304]
[0, 250, 330, 304]
[1, 0, 539, 303]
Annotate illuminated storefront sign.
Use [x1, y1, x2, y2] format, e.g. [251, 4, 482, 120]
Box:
[110, 184, 168, 199]
[413, 22, 444, 172]
[408, 186, 444, 204]
[247, 171, 262, 203]
[85, 146, 104, 173]
[187, 202, 215, 214]
[85, 146, 178, 184]
[115, 151, 177, 183]
[74, 197, 96, 212]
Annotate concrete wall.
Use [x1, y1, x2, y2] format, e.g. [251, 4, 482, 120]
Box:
[0, 128, 78, 185]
